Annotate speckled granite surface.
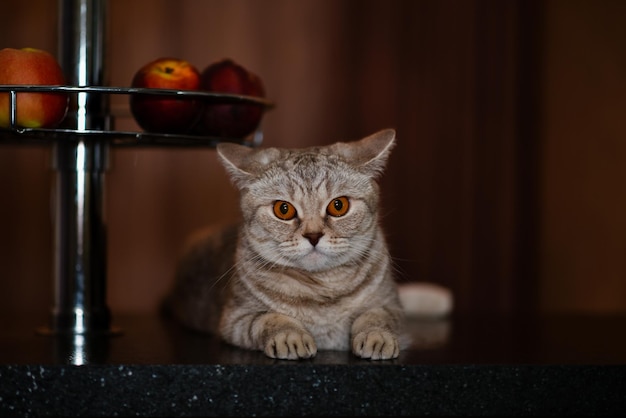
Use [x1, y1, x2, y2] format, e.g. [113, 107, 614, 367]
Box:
[1, 314, 625, 416]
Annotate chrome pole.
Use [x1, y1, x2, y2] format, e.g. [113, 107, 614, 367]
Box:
[42, 0, 114, 335]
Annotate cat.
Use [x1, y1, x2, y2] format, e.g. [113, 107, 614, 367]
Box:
[165, 128, 452, 360]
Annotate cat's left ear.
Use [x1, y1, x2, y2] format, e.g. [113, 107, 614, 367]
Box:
[216, 142, 281, 187]
[333, 128, 396, 178]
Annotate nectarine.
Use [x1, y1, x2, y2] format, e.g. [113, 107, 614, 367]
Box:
[0, 47, 68, 129]
[130, 57, 201, 134]
[197, 58, 266, 138]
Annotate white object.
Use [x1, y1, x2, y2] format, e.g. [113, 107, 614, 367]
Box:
[398, 282, 453, 318]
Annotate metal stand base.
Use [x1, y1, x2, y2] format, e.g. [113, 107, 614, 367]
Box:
[43, 139, 117, 336]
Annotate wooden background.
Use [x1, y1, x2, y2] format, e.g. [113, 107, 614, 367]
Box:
[1, 0, 625, 317]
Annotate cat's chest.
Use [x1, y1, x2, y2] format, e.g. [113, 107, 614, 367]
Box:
[238, 265, 381, 348]
[296, 305, 354, 349]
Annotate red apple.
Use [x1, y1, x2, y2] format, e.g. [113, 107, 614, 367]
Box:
[0, 47, 68, 129]
[130, 57, 201, 134]
[197, 58, 266, 138]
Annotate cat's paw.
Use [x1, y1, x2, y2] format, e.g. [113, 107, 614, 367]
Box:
[264, 330, 317, 360]
[352, 328, 400, 360]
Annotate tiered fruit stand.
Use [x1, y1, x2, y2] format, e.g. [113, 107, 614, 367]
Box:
[0, 0, 272, 337]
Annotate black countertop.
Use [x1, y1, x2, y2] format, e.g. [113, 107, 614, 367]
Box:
[1, 313, 625, 416]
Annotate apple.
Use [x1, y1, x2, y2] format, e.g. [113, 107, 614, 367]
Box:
[129, 57, 202, 134]
[0, 47, 68, 129]
[197, 58, 266, 138]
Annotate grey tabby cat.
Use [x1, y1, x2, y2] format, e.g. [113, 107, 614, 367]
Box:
[166, 128, 410, 360]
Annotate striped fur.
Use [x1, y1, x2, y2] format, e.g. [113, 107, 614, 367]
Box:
[166, 129, 409, 360]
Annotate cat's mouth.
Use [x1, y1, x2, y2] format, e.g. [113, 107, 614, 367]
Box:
[274, 241, 347, 272]
[303, 246, 325, 260]
[296, 246, 346, 272]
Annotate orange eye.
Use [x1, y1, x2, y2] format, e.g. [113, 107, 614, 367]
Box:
[327, 196, 350, 217]
[273, 200, 297, 220]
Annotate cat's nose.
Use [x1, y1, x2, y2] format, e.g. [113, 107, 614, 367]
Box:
[303, 232, 324, 247]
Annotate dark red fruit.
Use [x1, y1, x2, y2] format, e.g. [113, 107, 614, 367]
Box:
[198, 59, 266, 138]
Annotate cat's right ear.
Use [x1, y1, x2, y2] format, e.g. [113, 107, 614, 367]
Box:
[216, 143, 279, 187]
[330, 128, 396, 178]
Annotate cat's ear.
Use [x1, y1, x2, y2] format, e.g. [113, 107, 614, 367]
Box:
[216, 143, 280, 187]
[333, 128, 396, 178]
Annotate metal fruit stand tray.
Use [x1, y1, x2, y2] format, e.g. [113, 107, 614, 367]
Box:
[0, 85, 271, 147]
[0, 0, 273, 337]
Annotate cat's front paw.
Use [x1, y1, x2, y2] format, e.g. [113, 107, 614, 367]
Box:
[264, 329, 317, 360]
[352, 328, 400, 360]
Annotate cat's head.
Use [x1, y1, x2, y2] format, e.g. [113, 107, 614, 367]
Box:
[216, 129, 396, 272]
